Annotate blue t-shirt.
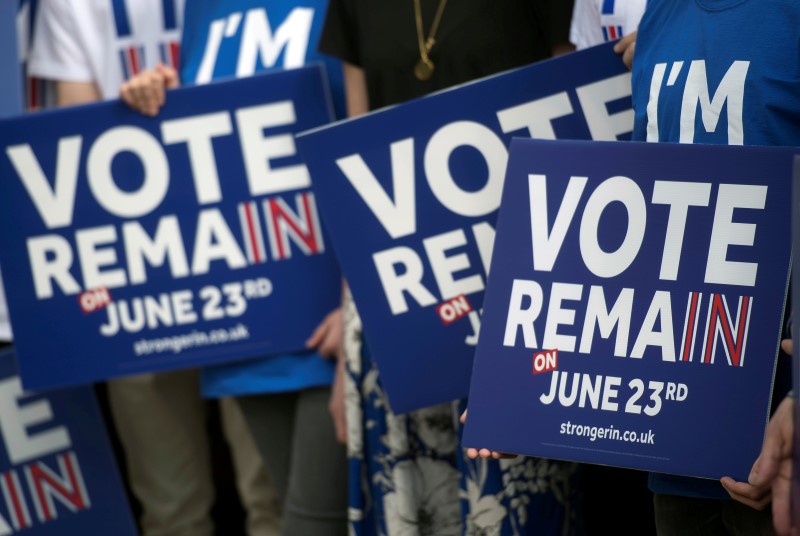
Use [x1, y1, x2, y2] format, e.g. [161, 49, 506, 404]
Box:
[181, 0, 345, 119]
[179, 0, 345, 397]
[632, 0, 800, 498]
[632, 0, 800, 147]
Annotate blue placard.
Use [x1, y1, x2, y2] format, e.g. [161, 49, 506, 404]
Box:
[463, 138, 794, 480]
[0, 348, 136, 534]
[0, 66, 341, 389]
[296, 43, 633, 413]
[0, 0, 23, 118]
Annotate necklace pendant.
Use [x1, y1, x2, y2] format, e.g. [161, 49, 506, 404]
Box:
[414, 58, 434, 81]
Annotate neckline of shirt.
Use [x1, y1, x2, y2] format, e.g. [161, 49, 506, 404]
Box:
[695, 0, 751, 11]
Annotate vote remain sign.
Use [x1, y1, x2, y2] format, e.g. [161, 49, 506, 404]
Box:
[0, 349, 136, 535]
[297, 43, 633, 413]
[0, 66, 341, 389]
[463, 139, 794, 480]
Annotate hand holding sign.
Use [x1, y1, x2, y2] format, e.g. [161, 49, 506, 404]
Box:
[119, 63, 179, 117]
[460, 410, 514, 460]
[613, 32, 637, 70]
[721, 395, 794, 513]
[306, 307, 344, 361]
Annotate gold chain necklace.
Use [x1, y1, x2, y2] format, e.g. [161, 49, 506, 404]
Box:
[413, 0, 448, 81]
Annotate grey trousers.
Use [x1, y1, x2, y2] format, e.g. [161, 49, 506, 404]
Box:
[238, 387, 348, 536]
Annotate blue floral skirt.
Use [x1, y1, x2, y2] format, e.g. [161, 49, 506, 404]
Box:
[343, 300, 579, 536]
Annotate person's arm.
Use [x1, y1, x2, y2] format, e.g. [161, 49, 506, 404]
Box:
[314, 62, 369, 444]
[542, 0, 575, 56]
[306, 308, 344, 359]
[29, 0, 100, 103]
[720, 394, 792, 511]
[758, 393, 794, 536]
[305, 286, 347, 445]
[55, 80, 101, 107]
[343, 62, 368, 118]
[720, 339, 795, 536]
[769, 337, 797, 536]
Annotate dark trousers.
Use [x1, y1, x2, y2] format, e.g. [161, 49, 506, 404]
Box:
[238, 387, 347, 536]
[654, 493, 775, 536]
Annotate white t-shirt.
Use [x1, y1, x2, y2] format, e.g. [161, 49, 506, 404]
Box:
[28, 0, 184, 100]
[570, 0, 647, 50]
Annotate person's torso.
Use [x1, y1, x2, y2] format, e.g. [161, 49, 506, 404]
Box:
[63, 0, 184, 99]
[179, 0, 345, 118]
[596, 0, 647, 42]
[634, 0, 800, 499]
[572, 0, 648, 49]
[632, 0, 800, 146]
[179, 0, 340, 394]
[339, 0, 552, 109]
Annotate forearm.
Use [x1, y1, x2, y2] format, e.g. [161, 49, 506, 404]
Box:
[55, 80, 101, 107]
[343, 62, 368, 118]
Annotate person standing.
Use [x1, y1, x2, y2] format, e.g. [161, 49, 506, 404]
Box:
[630, 0, 800, 534]
[121, 2, 350, 534]
[318, 2, 580, 534]
[27, 2, 282, 535]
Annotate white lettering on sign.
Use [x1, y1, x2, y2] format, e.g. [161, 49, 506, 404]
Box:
[86, 127, 169, 219]
[5, 100, 321, 300]
[526, 174, 765, 286]
[579, 175, 646, 279]
[6, 137, 81, 230]
[651, 181, 711, 281]
[334, 73, 635, 317]
[336, 139, 416, 240]
[503, 281, 754, 366]
[532, 349, 558, 375]
[0, 378, 70, 465]
[579, 286, 633, 358]
[575, 73, 634, 141]
[705, 184, 766, 287]
[373, 223, 491, 315]
[8, 101, 305, 232]
[336, 73, 633, 242]
[542, 282, 583, 353]
[161, 112, 232, 205]
[236, 102, 311, 196]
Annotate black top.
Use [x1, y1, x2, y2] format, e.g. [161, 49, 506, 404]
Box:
[319, 0, 573, 110]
